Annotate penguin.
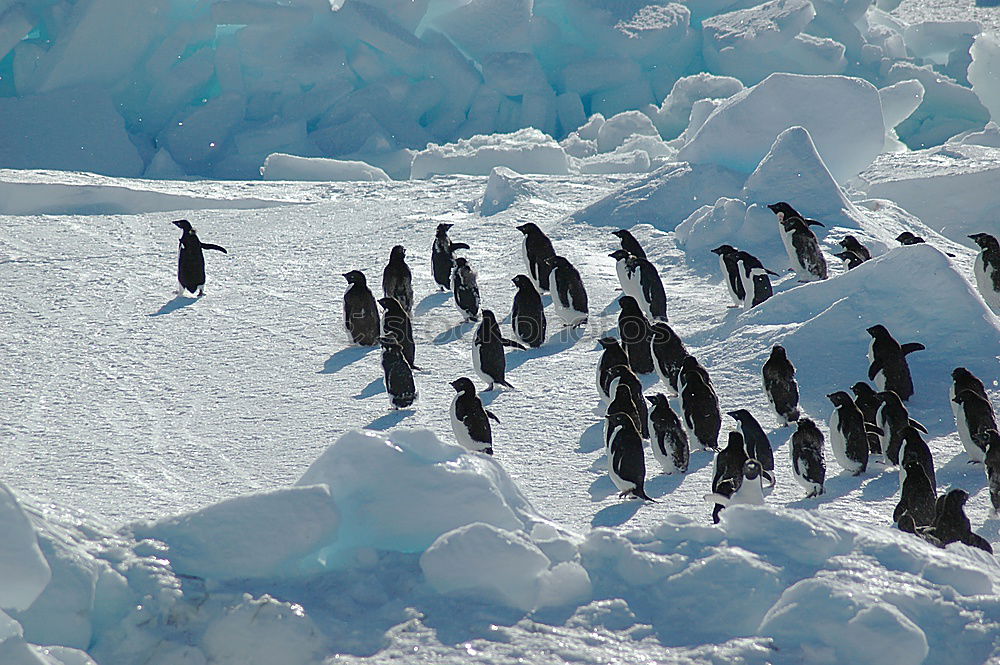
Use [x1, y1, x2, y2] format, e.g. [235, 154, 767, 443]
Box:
[511, 274, 546, 348]
[896, 231, 925, 246]
[969, 233, 1000, 314]
[897, 425, 935, 490]
[866, 324, 924, 401]
[546, 255, 589, 327]
[852, 382, 884, 454]
[876, 390, 926, 464]
[707, 459, 770, 516]
[727, 409, 774, 474]
[172, 219, 227, 296]
[709, 432, 749, 523]
[893, 461, 936, 528]
[951, 368, 992, 459]
[789, 418, 826, 498]
[650, 321, 688, 394]
[618, 296, 654, 375]
[612, 229, 647, 259]
[646, 394, 689, 474]
[762, 345, 800, 425]
[737, 252, 778, 309]
[983, 429, 1000, 513]
[472, 309, 525, 391]
[382, 245, 413, 314]
[432, 224, 470, 291]
[767, 202, 822, 227]
[710, 245, 745, 307]
[378, 297, 417, 369]
[516, 222, 557, 292]
[606, 412, 654, 501]
[609, 249, 641, 301]
[342, 271, 380, 346]
[450, 377, 499, 454]
[952, 389, 998, 463]
[779, 216, 828, 282]
[681, 365, 721, 451]
[827, 391, 869, 475]
[626, 254, 668, 322]
[838, 235, 872, 262]
[452, 257, 481, 321]
[606, 364, 649, 438]
[917, 489, 993, 553]
[380, 335, 416, 409]
[605, 382, 642, 450]
[596, 337, 630, 402]
[834, 250, 866, 270]
[678, 354, 714, 394]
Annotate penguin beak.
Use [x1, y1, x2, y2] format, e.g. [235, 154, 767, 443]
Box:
[645, 395, 656, 405]
[726, 411, 739, 419]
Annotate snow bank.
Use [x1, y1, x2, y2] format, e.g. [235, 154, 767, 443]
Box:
[676, 73, 888, 182]
[479, 166, 539, 215]
[0, 484, 50, 612]
[260, 154, 391, 182]
[970, 32, 1000, 122]
[411, 129, 570, 178]
[857, 143, 1000, 242]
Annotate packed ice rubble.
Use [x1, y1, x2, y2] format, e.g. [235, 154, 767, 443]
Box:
[2, 426, 1000, 665]
[0, 0, 997, 179]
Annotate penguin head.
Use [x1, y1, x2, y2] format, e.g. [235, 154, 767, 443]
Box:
[618, 294, 640, 313]
[606, 411, 637, 433]
[680, 355, 702, 373]
[597, 336, 620, 349]
[942, 488, 970, 514]
[343, 270, 367, 285]
[951, 367, 974, 382]
[645, 393, 668, 408]
[377, 296, 404, 313]
[726, 409, 752, 423]
[850, 382, 878, 400]
[980, 429, 1000, 451]
[450, 377, 475, 394]
[969, 233, 999, 249]
[512, 274, 532, 289]
[770, 344, 787, 360]
[516, 222, 540, 235]
[796, 417, 818, 434]
[172, 219, 194, 232]
[612, 382, 634, 401]
[902, 459, 926, 479]
[611, 229, 631, 240]
[710, 245, 737, 255]
[826, 391, 852, 407]
[608, 249, 630, 261]
[455, 257, 469, 268]
[742, 459, 762, 481]
[896, 231, 922, 245]
[378, 335, 402, 350]
[725, 430, 744, 450]
[650, 321, 674, 343]
[779, 216, 807, 232]
[481, 309, 497, 324]
[865, 324, 889, 339]
[877, 390, 903, 407]
[389, 245, 406, 262]
[436, 223, 454, 235]
[767, 202, 799, 219]
[545, 255, 569, 269]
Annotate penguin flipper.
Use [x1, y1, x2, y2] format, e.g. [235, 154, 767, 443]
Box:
[901, 343, 925, 355]
[501, 338, 528, 350]
[909, 419, 928, 434]
[867, 359, 882, 381]
[450, 242, 470, 251]
[201, 243, 228, 253]
[805, 219, 825, 227]
[486, 410, 500, 423]
[762, 471, 776, 488]
[865, 422, 885, 437]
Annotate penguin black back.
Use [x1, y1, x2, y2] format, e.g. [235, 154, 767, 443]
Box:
[618, 296, 654, 375]
[452, 257, 481, 321]
[547, 255, 589, 327]
[511, 274, 546, 348]
[596, 337, 630, 400]
[893, 461, 935, 528]
[472, 309, 524, 391]
[646, 393, 689, 474]
[838, 235, 871, 262]
[432, 223, 470, 290]
[681, 367, 721, 451]
[606, 364, 649, 438]
[867, 324, 924, 401]
[921, 489, 992, 553]
[790, 418, 825, 498]
[877, 390, 924, 464]
[711, 431, 749, 522]
[606, 382, 642, 447]
[606, 412, 654, 501]
[343, 270, 380, 346]
[172, 219, 227, 296]
[728, 409, 774, 472]
[650, 321, 687, 393]
[898, 425, 935, 490]
[382, 245, 413, 314]
[380, 335, 416, 409]
[378, 297, 416, 369]
[827, 391, 869, 476]
[762, 345, 799, 425]
[516, 222, 557, 292]
[450, 377, 496, 454]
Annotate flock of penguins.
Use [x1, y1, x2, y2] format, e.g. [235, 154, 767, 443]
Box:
[172, 206, 1000, 555]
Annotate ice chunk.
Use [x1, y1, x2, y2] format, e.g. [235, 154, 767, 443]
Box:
[953, 121, 1000, 148]
[200, 594, 326, 665]
[144, 149, 187, 180]
[650, 73, 745, 139]
[0, 87, 144, 177]
[969, 31, 1000, 122]
[595, 110, 659, 153]
[674, 197, 748, 252]
[574, 149, 652, 173]
[0, 484, 51, 612]
[556, 92, 587, 135]
[158, 94, 245, 168]
[590, 79, 657, 117]
[560, 58, 642, 97]
[903, 21, 982, 65]
[572, 161, 745, 229]
[677, 73, 886, 182]
[430, 0, 532, 60]
[701, 0, 816, 55]
[479, 166, 538, 215]
[878, 79, 925, 129]
[886, 62, 990, 149]
[857, 143, 1000, 242]
[411, 128, 569, 177]
[482, 52, 549, 96]
[420, 523, 551, 611]
[133, 485, 340, 580]
[560, 133, 598, 159]
[260, 154, 391, 181]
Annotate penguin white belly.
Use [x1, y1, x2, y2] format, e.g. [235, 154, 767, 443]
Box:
[721, 256, 742, 306]
[828, 409, 855, 473]
[957, 405, 984, 463]
[649, 416, 675, 473]
[607, 427, 636, 493]
[471, 342, 490, 385]
[450, 397, 476, 451]
[739, 265, 756, 310]
[552, 288, 586, 326]
[596, 363, 607, 402]
[728, 477, 765, 506]
[975, 255, 1000, 313]
[875, 403, 891, 460]
[789, 446, 822, 496]
[521, 237, 533, 282]
[868, 339, 886, 391]
[616, 260, 636, 297]
[779, 226, 797, 272]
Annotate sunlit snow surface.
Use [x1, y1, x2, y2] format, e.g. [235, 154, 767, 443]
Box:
[1, 168, 999, 664]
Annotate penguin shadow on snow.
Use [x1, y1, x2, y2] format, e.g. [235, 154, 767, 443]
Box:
[577, 422, 604, 453]
[591, 499, 645, 528]
[354, 378, 384, 400]
[937, 452, 988, 493]
[414, 291, 450, 315]
[645, 452, 714, 496]
[320, 345, 376, 375]
[786, 468, 879, 508]
[366, 408, 413, 431]
[505, 327, 585, 371]
[859, 464, 901, 501]
[149, 294, 198, 317]
[433, 320, 475, 345]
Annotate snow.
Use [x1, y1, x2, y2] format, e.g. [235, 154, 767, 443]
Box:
[969, 31, 1000, 121]
[0, 484, 50, 612]
[411, 129, 570, 178]
[259, 154, 391, 182]
[479, 166, 539, 215]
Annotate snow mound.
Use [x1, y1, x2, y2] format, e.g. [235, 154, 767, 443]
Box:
[856, 143, 1000, 242]
[647, 73, 745, 140]
[479, 166, 539, 215]
[0, 484, 50, 612]
[970, 31, 1000, 122]
[411, 129, 570, 178]
[260, 154, 391, 182]
[676, 73, 888, 182]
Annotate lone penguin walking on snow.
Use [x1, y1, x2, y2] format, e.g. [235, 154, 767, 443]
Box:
[546, 255, 589, 327]
[969, 233, 1000, 314]
[516, 222, 557, 292]
[790, 418, 825, 498]
[452, 257, 481, 321]
[762, 345, 800, 425]
[343, 271, 380, 346]
[606, 412, 654, 501]
[828, 391, 869, 476]
[473, 309, 526, 391]
[172, 219, 227, 297]
[450, 377, 499, 455]
[382, 245, 414, 314]
[432, 224, 470, 291]
[867, 324, 924, 401]
[511, 274, 546, 348]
